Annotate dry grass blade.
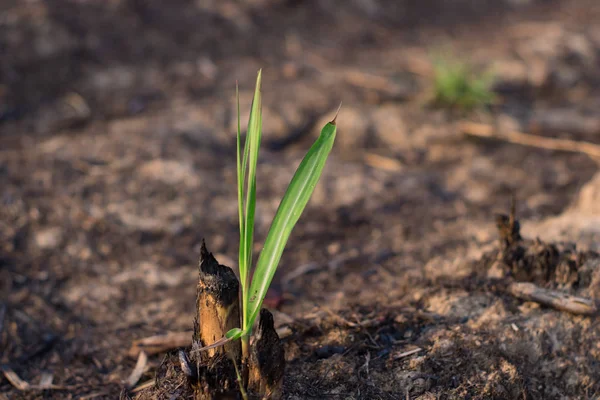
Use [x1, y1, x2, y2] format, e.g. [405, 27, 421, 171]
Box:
[125, 351, 148, 390]
[130, 379, 155, 393]
[461, 121, 600, 160]
[2, 367, 31, 390]
[128, 331, 192, 357]
[392, 347, 422, 360]
[507, 282, 597, 315]
[1, 367, 71, 391]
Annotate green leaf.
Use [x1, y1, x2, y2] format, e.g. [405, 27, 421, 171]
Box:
[237, 71, 262, 332]
[241, 70, 262, 329]
[236, 82, 245, 283]
[226, 328, 244, 340]
[244, 116, 337, 332]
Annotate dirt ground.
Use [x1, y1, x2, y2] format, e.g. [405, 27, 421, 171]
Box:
[2, 0, 600, 399]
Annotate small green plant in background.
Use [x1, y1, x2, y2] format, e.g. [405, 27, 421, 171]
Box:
[202, 70, 337, 359]
[432, 56, 496, 110]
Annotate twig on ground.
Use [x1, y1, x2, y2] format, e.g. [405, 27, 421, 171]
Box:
[128, 332, 192, 357]
[125, 351, 148, 390]
[392, 347, 422, 360]
[1, 367, 70, 391]
[2, 367, 30, 390]
[460, 121, 600, 160]
[129, 379, 155, 393]
[506, 281, 597, 316]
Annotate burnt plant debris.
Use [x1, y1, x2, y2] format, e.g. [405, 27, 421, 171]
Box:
[479, 201, 599, 291]
[137, 241, 285, 399]
[248, 309, 285, 399]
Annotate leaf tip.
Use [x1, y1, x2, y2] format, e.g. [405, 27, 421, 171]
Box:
[331, 101, 342, 125]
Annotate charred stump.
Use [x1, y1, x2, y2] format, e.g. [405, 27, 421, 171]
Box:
[248, 309, 285, 399]
[137, 241, 285, 400]
[479, 199, 600, 316]
[185, 241, 242, 399]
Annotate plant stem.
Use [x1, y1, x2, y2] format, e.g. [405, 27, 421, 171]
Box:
[231, 351, 249, 400]
[241, 335, 250, 387]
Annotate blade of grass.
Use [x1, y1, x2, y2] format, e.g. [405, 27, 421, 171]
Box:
[236, 81, 245, 278]
[244, 115, 338, 332]
[242, 70, 262, 329]
[236, 82, 247, 335]
[225, 328, 244, 340]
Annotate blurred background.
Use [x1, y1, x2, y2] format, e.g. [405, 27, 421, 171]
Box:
[2, 0, 600, 398]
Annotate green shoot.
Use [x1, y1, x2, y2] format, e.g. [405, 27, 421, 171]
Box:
[432, 56, 496, 110]
[195, 70, 338, 367]
[236, 70, 262, 362]
[232, 71, 337, 343]
[238, 71, 262, 332]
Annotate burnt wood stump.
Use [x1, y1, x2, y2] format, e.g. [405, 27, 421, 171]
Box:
[136, 241, 285, 400]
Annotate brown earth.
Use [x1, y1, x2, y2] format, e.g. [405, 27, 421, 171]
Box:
[2, 0, 600, 399]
